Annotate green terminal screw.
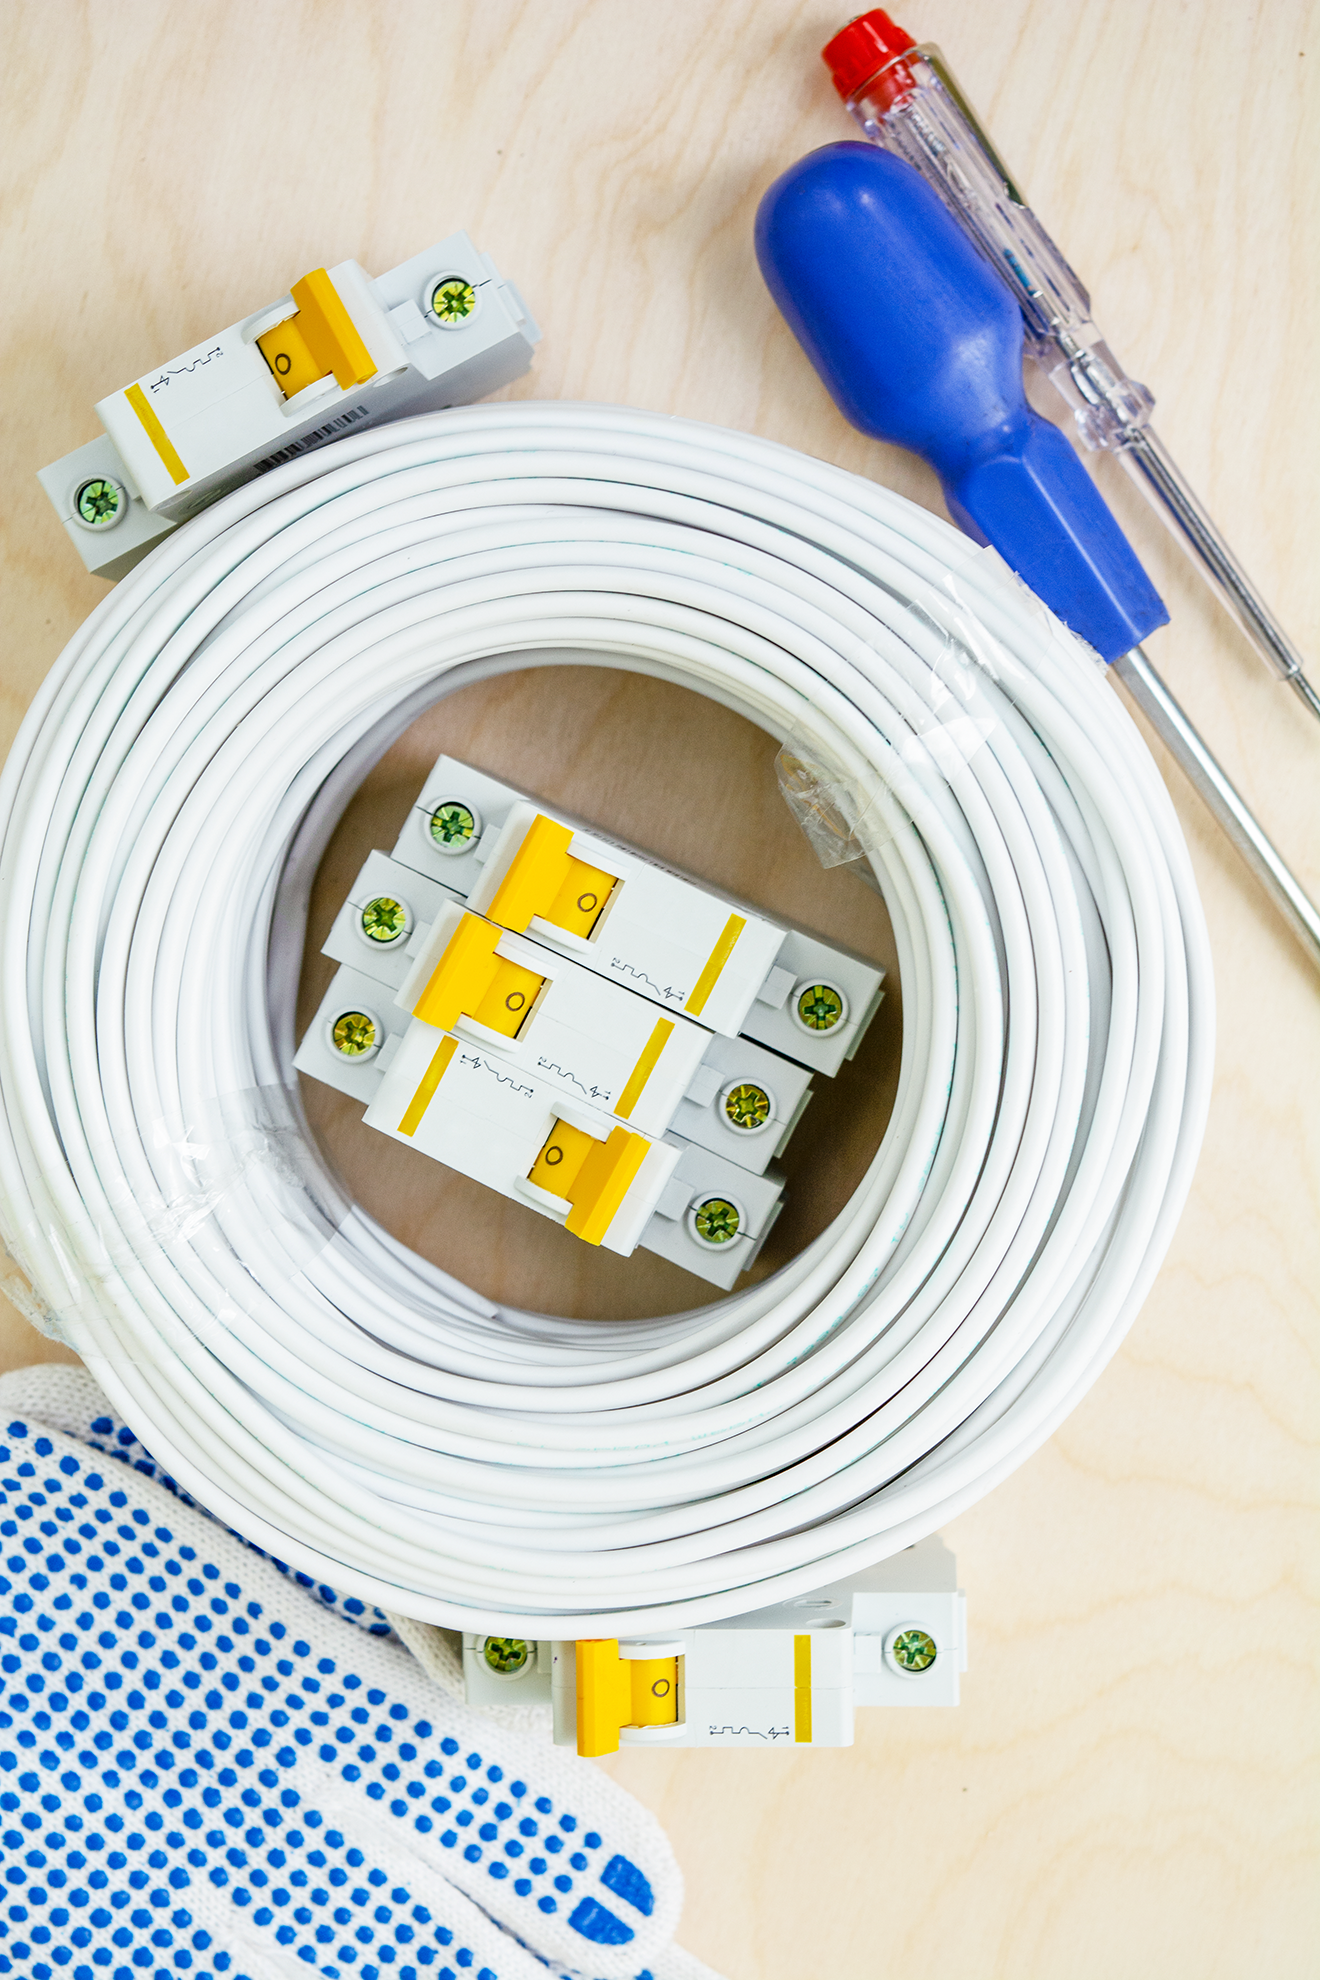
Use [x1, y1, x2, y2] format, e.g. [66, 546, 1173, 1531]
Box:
[889, 1628, 938, 1673]
[430, 276, 477, 325]
[724, 1082, 771, 1131]
[360, 896, 408, 944]
[694, 1197, 741, 1245]
[74, 478, 125, 529]
[482, 1636, 530, 1675]
[331, 1011, 378, 1057]
[429, 801, 476, 849]
[796, 982, 845, 1032]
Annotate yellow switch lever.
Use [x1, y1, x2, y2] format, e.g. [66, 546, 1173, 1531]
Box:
[257, 268, 377, 399]
[526, 1120, 651, 1245]
[411, 912, 545, 1037]
[526, 1118, 595, 1198]
[575, 1640, 679, 1757]
[487, 815, 619, 941]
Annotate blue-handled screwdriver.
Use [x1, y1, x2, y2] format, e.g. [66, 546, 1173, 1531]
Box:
[755, 142, 1320, 973]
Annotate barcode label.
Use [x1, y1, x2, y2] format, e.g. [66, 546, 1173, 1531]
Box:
[254, 404, 371, 473]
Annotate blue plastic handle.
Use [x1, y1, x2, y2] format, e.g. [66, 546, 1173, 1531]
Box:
[754, 143, 1167, 662]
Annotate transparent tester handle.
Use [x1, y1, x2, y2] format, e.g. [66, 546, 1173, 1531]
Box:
[839, 36, 1155, 448]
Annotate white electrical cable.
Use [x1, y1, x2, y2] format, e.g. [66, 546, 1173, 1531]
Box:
[0, 402, 1213, 1634]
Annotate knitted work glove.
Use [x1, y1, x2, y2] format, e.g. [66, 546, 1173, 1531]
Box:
[0, 1365, 723, 1980]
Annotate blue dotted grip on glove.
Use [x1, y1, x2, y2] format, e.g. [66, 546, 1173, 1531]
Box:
[79, 1408, 397, 1645]
[0, 1393, 688, 1980]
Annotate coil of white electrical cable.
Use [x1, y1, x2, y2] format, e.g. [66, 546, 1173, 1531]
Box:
[0, 402, 1213, 1633]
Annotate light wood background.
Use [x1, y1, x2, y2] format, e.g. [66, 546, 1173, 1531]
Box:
[2, 4, 1318, 1975]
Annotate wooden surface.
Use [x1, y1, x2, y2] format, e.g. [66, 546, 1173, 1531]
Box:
[2, 3, 1318, 1974]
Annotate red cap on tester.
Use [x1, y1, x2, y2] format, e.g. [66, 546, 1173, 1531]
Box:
[821, 10, 917, 102]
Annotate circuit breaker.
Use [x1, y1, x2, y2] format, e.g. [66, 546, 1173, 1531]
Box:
[39, 233, 539, 581]
[458, 1535, 967, 1751]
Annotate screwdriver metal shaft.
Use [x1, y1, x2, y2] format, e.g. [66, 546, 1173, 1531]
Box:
[1118, 430, 1320, 725]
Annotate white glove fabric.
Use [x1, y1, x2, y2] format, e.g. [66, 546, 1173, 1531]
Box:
[0, 1365, 724, 1980]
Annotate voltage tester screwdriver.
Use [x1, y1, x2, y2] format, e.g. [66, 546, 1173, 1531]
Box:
[820, 9, 1320, 728]
[755, 143, 1320, 972]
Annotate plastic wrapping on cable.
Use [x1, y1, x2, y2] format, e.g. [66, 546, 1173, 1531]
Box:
[775, 544, 1034, 869]
[0, 403, 1214, 1633]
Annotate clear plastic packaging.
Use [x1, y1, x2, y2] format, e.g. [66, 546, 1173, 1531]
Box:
[776, 559, 1006, 871]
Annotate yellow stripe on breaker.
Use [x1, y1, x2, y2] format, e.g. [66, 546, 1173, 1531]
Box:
[124, 383, 188, 485]
[398, 1035, 458, 1137]
[793, 1633, 812, 1744]
[615, 1018, 675, 1120]
[685, 914, 746, 1017]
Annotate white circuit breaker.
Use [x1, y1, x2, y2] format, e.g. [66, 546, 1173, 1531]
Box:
[38, 232, 539, 581]
[397, 899, 714, 1137]
[295, 959, 788, 1281]
[464, 798, 786, 1039]
[363, 1025, 682, 1258]
[458, 1535, 967, 1752]
[316, 850, 815, 1165]
[394, 758, 886, 1077]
